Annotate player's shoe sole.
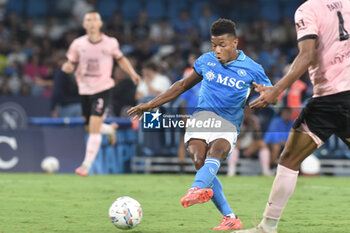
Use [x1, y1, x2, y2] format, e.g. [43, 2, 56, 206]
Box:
[232, 225, 277, 233]
[180, 188, 213, 208]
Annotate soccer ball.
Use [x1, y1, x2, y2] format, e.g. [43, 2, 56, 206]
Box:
[109, 196, 143, 230]
[300, 154, 321, 176]
[41, 156, 60, 173]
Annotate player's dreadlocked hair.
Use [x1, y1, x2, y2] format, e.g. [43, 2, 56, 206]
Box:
[210, 18, 237, 37]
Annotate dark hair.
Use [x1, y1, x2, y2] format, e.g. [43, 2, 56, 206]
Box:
[142, 61, 158, 71]
[210, 18, 237, 37]
[86, 10, 99, 14]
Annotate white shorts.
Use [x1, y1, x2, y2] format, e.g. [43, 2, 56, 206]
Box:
[184, 111, 238, 154]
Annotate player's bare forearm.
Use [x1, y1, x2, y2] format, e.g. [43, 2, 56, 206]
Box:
[117, 56, 141, 84]
[117, 57, 137, 76]
[128, 70, 202, 118]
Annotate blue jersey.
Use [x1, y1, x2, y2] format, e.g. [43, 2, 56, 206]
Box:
[193, 50, 272, 131]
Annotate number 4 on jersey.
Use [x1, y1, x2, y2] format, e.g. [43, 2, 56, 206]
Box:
[337, 11, 349, 41]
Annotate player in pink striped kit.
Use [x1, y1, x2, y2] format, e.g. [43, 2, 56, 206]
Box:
[62, 12, 141, 176]
[234, 0, 350, 232]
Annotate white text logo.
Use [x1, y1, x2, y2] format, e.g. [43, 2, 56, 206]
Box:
[216, 74, 246, 89]
[0, 136, 18, 169]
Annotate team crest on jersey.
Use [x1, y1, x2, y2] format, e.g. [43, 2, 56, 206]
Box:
[205, 70, 216, 81]
[237, 69, 247, 77]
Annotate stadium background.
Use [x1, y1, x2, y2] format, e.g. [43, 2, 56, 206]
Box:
[0, 0, 349, 175]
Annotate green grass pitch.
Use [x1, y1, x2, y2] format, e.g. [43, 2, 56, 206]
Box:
[1, 174, 350, 233]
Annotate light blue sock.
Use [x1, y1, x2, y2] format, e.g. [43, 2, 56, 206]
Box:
[191, 158, 220, 189]
[210, 176, 234, 216]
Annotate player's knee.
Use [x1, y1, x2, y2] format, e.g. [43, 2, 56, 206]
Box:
[207, 147, 229, 161]
[194, 158, 205, 170]
[187, 147, 205, 169]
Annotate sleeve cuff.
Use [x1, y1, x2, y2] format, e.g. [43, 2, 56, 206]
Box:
[297, 34, 318, 42]
[193, 67, 202, 77]
[115, 55, 124, 60]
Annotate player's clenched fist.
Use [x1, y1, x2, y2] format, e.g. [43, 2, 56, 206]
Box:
[61, 61, 76, 74]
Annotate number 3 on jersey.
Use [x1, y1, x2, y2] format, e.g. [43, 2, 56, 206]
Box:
[337, 11, 349, 41]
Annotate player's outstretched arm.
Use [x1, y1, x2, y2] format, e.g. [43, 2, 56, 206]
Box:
[250, 38, 316, 109]
[116, 56, 142, 85]
[128, 69, 202, 119]
[61, 60, 76, 74]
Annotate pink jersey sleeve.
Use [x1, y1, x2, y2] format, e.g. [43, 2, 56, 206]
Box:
[294, 3, 319, 41]
[66, 40, 79, 63]
[111, 38, 123, 59]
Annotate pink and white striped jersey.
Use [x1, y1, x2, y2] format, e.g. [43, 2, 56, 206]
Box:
[295, 0, 350, 97]
[66, 33, 124, 95]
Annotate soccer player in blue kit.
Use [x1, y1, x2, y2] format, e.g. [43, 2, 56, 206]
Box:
[128, 19, 272, 231]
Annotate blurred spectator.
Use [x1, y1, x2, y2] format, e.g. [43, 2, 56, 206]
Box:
[54, 0, 75, 16]
[287, 77, 308, 121]
[106, 11, 126, 44]
[21, 37, 35, 58]
[23, 54, 47, 82]
[34, 61, 54, 97]
[56, 30, 79, 50]
[242, 21, 263, 50]
[150, 18, 174, 44]
[263, 107, 294, 167]
[130, 39, 153, 66]
[136, 61, 171, 102]
[51, 56, 81, 117]
[4, 11, 20, 37]
[272, 18, 296, 50]
[258, 43, 280, 71]
[17, 19, 35, 44]
[174, 9, 195, 50]
[217, 0, 233, 18]
[0, 0, 7, 21]
[72, 0, 96, 24]
[0, 75, 11, 95]
[39, 38, 54, 61]
[227, 107, 272, 176]
[23, 54, 50, 96]
[112, 66, 136, 117]
[19, 81, 31, 96]
[162, 45, 187, 82]
[131, 10, 150, 41]
[0, 21, 10, 43]
[260, 19, 273, 44]
[2, 61, 21, 94]
[32, 16, 68, 41]
[7, 41, 26, 66]
[0, 53, 6, 73]
[198, 5, 217, 40]
[277, 65, 308, 120]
